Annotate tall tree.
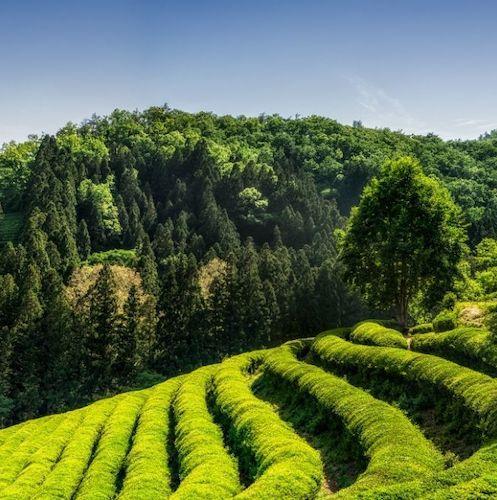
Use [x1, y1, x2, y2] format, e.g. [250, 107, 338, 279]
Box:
[81, 264, 119, 393]
[342, 156, 467, 328]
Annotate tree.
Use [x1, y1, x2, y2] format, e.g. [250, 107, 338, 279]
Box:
[114, 284, 140, 382]
[342, 157, 467, 328]
[81, 264, 119, 393]
[137, 234, 159, 296]
[77, 219, 92, 260]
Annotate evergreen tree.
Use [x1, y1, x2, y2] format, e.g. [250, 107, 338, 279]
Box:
[77, 218, 92, 260]
[153, 220, 175, 260]
[37, 269, 74, 413]
[81, 264, 119, 393]
[114, 284, 140, 383]
[137, 234, 159, 296]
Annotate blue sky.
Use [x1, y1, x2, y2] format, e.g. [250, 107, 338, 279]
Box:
[1, 0, 496, 143]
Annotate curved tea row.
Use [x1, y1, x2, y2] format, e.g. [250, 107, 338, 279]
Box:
[1, 321, 497, 498]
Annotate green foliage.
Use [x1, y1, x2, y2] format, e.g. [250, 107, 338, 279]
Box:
[78, 176, 121, 237]
[263, 342, 444, 497]
[433, 309, 458, 332]
[6, 104, 497, 472]
[0, 140, 39, 210]
[342, 156, 467, 327]
[86, 248, 137, 267]
[171, 366, 241, 499]
[212, 351, 323, 499]
[410, 322, 433, 334]
[411, 326, 497, 377]
[75, 392, 147, 499]
[0, 411, 84, 499]
[0, 414, 65, 493]
[0, 213, 23, 245]
[351, 321, 407, 348]
[3, 323, 497, 497]
[313, 327, 497, 438]
[33, 398, 118, 497]
[119, 379, 180, 499]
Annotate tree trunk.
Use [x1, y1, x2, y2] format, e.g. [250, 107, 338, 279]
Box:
[396, 296, 408, 332]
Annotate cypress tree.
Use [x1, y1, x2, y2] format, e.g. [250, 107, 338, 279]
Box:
[77, 218, 92, 260]
[153, 219, 175, 260]
[82, 264, 119, 393]
[114, 284, 140, 383]
[137, 234, 159, 296]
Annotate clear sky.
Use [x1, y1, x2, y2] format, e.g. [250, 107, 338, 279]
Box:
[1, 0, 497, 143]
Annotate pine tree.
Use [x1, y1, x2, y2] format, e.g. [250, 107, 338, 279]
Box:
[235, 239, 268, 348]
[153, 220, 174, 260]
[156, 254, 203, 372]
[37, 269, 74, 413]
[77, 218, 92, 260]
[137, 234, 159, 296]
[9, 264, 43, 421]
[81, 264, 119, 393]
[114, 284, 140, 383]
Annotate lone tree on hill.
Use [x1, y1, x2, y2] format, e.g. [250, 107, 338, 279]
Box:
[342, 156, 467, 329]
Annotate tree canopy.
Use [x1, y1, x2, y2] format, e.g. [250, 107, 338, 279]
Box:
[342, 156, 467, 328]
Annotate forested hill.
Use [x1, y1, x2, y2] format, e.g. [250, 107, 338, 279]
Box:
[0, 106, 497, 426]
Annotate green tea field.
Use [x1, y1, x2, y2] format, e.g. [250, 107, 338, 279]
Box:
[2, 321, 497, 499]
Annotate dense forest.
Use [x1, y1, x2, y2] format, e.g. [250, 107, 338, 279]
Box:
[1, 105, 497, 426]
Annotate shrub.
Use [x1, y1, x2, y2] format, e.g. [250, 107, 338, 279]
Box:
[410, 323, 433, 334]
[350, 322, 407, 348]
[0, 420, 37, 450]
[263, 343, 444, 497]
[315, 327, 351, 340]
[0, 415, 66, 492]
[171, 366, 241, 499]
[312, 330, 497, 496]
[34, 397, 119, 498]
[0, 410, 84, 499]
[118, 379, 181, 499]
[411, 327, 497, 376]
[211, 351, 323, 499]
[75, 392, 147, 499]
[312, 332, 497, 437]
[86, 249, 138, 267]
[433, 309, 458, 332]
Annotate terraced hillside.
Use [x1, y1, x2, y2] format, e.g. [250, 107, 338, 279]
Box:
[3, 321, 497, 498]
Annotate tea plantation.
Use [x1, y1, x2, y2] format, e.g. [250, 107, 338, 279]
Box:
[2, 321, 497, 499]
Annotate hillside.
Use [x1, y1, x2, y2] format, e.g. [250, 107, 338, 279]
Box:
[2, 321, 497, 499]
[1, 108, 497, 428]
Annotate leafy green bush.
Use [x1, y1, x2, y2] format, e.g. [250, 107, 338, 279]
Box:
[75, 392, 147, 499]
[410, 323, 433, 334]
[350, 321, 407, 348]
[411, 327, 497, 376]
[118, 379, 180, 499]
[312, 331, 497, 496]
[4, 325, 497, 498]
[171, 366, 241, 499]
[34, 398, 118, 497]
[0, 414, 66, 493]
[433, 309, 458, 332]
[212, 351, 323, 499]
[313, 332, 497, 437]
[86, 248, 137, 267]
[263, 343, 444, 497]
[0, 411, 84, 499]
